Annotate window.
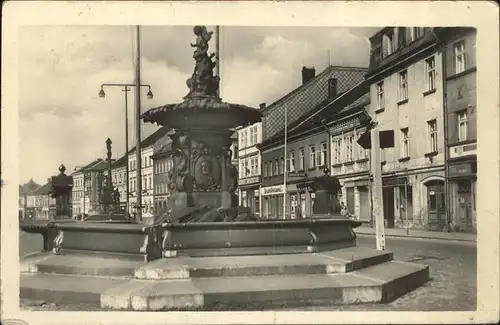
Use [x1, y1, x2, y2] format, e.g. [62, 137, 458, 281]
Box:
[414, 27, 425, 39]
[425, 56, 436, 91]
[376, 81, 385, 109]
[399, 70, 408, 101]
[428, 120, 438, 152]
[320, 142, 327, 166]
[333, 138, 342, 164]
[400, 128, 410, 158]
[288, 151, 295, 172]
[252, 126, 258, 145]
[458, 110, 468, 141]
[299, 148, 304, 170]
[454, 41, 466, 74]
[309, 145, 316, 168]
[263, 162, 268, 177]
[382, 33, 393, 57]
[346, 136, 354, 162]
[245, 160, 249, 177]
[275, 159, 279, 176]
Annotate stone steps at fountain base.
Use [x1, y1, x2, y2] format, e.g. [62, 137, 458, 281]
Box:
[21, 247, 393, 279]
[20, 255, 429, 311]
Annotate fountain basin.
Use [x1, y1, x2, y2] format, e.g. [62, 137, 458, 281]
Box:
[141, 96, 261, 130]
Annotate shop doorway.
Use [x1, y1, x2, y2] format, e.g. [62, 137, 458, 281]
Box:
[300, 193, 306, 218]
[346, 187, 355, 216]
[426, 180, 446, 231]
[358, 186, 370, 221]
[382, 187, 395, 228]
[457, 181, 473, 232]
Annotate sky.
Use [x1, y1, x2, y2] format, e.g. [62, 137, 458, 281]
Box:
[19, 26, 380, 185]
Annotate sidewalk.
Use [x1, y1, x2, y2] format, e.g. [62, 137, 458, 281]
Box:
[354, 226, 476, 243]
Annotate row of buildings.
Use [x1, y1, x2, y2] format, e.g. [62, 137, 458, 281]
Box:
[19, 27, 477, 233]
[237, 27, 477, 232]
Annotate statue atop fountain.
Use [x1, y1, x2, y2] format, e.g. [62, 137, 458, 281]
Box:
[186, 25, 220, 98]
[142, 25, 261, 223]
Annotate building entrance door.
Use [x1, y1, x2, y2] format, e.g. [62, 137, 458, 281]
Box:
[358, 186, 370, 221]
[383, 187, 395, 228]
[346, 187, 355, 216]
[427, 180, 446, 231]
[457, 181, 473, 232]
[300, 193, 306, 218]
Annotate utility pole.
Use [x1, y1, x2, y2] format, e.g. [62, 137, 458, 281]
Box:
[134, 25, 143, 222]
[123, 86, 130, 217]
[283, 106, 288, 219]
[370, 123, 386, 251]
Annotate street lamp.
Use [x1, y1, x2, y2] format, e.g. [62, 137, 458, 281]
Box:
[98, 83, 154, 218]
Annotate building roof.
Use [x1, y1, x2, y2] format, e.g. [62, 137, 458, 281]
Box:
[259, 79, 370, 149]
[19, 179, 41, 195]
[111, 154, 128, 168]
[127, 126, 172, 155]
[71, 159, 104, 175]
[31, 181, 52, 196]
[262, 65, 367, 141]
[86, 159, 112, 172]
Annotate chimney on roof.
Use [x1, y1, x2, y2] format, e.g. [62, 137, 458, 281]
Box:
[328, 78, 338, 99]
[302, 66, 316, 85]
[259, 103, 266, 109]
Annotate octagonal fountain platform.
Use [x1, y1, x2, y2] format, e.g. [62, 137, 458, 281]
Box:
[20, 26, 429, 311]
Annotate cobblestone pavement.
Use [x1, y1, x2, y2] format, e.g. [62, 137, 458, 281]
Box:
[19, 232, 476, 311]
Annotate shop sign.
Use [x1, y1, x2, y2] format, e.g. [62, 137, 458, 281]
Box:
[449, 142, 477, 159]
[239, 176, 260, 186]
[261, 185, 285, 196]
[449, 163, 472, 177]
[382, 177, 408, 187]
[288, 171, 307, 178]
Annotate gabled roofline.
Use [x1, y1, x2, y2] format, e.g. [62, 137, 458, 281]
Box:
[260, 65, 368, 115]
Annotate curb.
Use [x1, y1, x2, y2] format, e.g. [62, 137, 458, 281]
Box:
[354, 231, 476, 243]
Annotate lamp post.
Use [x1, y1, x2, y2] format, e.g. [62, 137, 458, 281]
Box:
[98, 83, 153, 218]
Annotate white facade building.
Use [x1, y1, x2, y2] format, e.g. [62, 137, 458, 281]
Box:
[237, 121, 263, 215]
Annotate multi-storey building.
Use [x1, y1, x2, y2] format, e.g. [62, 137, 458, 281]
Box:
[25, 180, 56, 220]
[110, 155, 128, 213]
[152, 139, 173, 214]
[127, 126, 171, 218]
[365, 27, 446, 230]
[258, 65, 367, 219]
[71, 160, 101, 216]
[436, 27, 477, 232]
[327, 92, 372, 221]
[237, 105, 264, 215]
[19, 179, 41, 219]
[84, 159, 110, 215]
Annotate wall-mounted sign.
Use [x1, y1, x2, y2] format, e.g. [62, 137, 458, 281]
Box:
[449, 142, 477, 159]
[261, 185, 285, 196]
[449, 163, 473, 177]
[239, 176, 260, 186]
[288, 171, 307, 178]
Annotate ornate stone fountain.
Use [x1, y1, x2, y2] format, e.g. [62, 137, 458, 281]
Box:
[19, 26, 429, 311]
[142, 25, 260, 222]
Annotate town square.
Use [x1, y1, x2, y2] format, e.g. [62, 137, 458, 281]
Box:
[0, 0, 495, 319]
